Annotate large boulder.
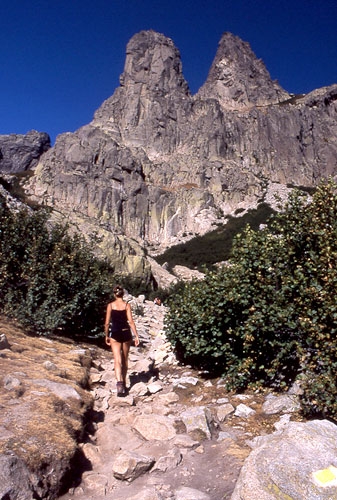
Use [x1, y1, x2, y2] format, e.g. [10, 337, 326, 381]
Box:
[231, 419, 337, 500]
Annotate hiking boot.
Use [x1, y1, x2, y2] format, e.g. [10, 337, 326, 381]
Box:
[116, 381, 125, 397]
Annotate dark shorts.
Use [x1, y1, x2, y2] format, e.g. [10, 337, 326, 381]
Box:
[109, 327, 132, 343]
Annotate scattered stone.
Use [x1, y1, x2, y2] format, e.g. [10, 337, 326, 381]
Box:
[218, 431, 236, 441]
[3, 374, 22, 391]
[173, 376, 199, 387]
[181, 407, 212, 439]
[288, 381, 304, 396]
[108, 394, 135, 407]
[175, 486, 211, 500]
[130, 381, 149, 397]
[0, 334, 9, 350]
[81, 472, 109, 494]
[147, 382, 163, 394]
[216, 397, 229, 404]
[194, 445, 205, 454]
[32, 379, 81, 400]
[150, 447, 182, 473]
[273, 414, 291, 431]
[234, 403, 256, 418]
[90, 372, 102, 384]
[43, 360, 58, 371]
[3, 290, 326, 500]
[173, 434, 200, 449]
[112, 450, 155, 481]
[158, 391, 179, 404]
[216, 403, 235, 422]
[262, 393, 301, 415]
[133, 415, 177, 441]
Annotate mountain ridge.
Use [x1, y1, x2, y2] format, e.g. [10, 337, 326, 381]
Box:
[2, 30, 337, 279]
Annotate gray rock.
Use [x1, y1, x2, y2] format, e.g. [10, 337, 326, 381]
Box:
[114, 487, 162, 500]
[181, 406, 212, 439]
[234, 403, 256, 418]
[216, 403, 235, 421]
[147, 381, 163, 394]
[129, 381, 149, 397]
[173, 376, 199, 387]
[175, 486, 211, 500]
[0, 130, 50, 173]
[158, 391, 180, 405]
[198, 32, 289, 107]
[150, 447, 182, 472]
[262, 394, 301, 415]
[231, 419, 337, 500]
[43, 360, 58, 371]
[112, 450, 154, 481]
[0, 454, 35, 500]
[3, 374, 22, 391]
[81, 442, 104, 467]
[32, 379, 81, 400]
[173, 434, 200, 449]
[0, 334, 9, 350]
[132, 414, 177, 441]
[81, 471, 109, 494]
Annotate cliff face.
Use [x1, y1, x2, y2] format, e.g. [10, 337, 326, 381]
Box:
[25, 30, 337, 274]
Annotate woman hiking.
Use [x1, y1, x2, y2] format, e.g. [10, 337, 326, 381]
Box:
[104, 285, 140, 396]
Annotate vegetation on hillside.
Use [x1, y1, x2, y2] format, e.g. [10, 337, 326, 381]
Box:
[165, 180, 337, 419]
[0, 194, 115, 337]
[155, 203, 275, 271]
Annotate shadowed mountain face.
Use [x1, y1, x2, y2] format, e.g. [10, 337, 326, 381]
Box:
[22, 30, 337, 275]
[0, 131, 50, 173]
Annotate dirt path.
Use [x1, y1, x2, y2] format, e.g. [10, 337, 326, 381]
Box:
[57, 299, 285, 500]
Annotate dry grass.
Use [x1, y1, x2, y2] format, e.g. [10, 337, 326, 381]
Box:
[0, 315, 93, 471]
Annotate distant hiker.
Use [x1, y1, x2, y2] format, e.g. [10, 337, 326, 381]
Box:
[105, 285, 140, 396]
[154, 297, 162, 306]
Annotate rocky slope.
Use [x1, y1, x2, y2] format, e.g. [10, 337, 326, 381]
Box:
[7, 30, 337, 276]
[0, 316, 93, 500]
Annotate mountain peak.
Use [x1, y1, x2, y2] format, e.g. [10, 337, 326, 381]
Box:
[119, 30, 190, 95]
[197, 31, 289, 107]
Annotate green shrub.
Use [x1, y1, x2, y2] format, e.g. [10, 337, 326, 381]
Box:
[165, 180, 337, 419]
[0, 194, 114, 337]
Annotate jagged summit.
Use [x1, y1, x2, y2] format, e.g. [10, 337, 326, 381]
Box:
[197, 32, 290, 107]
[120, 30, 190, 95]
[93, 30, 191, 149]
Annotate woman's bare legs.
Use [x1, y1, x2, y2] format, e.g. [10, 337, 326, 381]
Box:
[121, 341, 131, 387]
[110, 340, 131, 391]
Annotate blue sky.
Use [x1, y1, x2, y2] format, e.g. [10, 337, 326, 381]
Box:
[1, 0, 336, 144]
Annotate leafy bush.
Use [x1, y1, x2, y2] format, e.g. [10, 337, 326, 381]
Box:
[0, 194, 115, 337]
[165, 180, 337, 419]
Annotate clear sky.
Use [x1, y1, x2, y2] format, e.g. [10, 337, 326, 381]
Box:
[1, 0, 336, 144]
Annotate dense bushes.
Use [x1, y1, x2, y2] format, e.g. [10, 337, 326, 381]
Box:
[0, 194, 115, 337]
[165, 180, 337, 419]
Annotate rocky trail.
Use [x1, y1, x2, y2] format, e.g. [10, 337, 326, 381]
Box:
[58, 297, 303, 500]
